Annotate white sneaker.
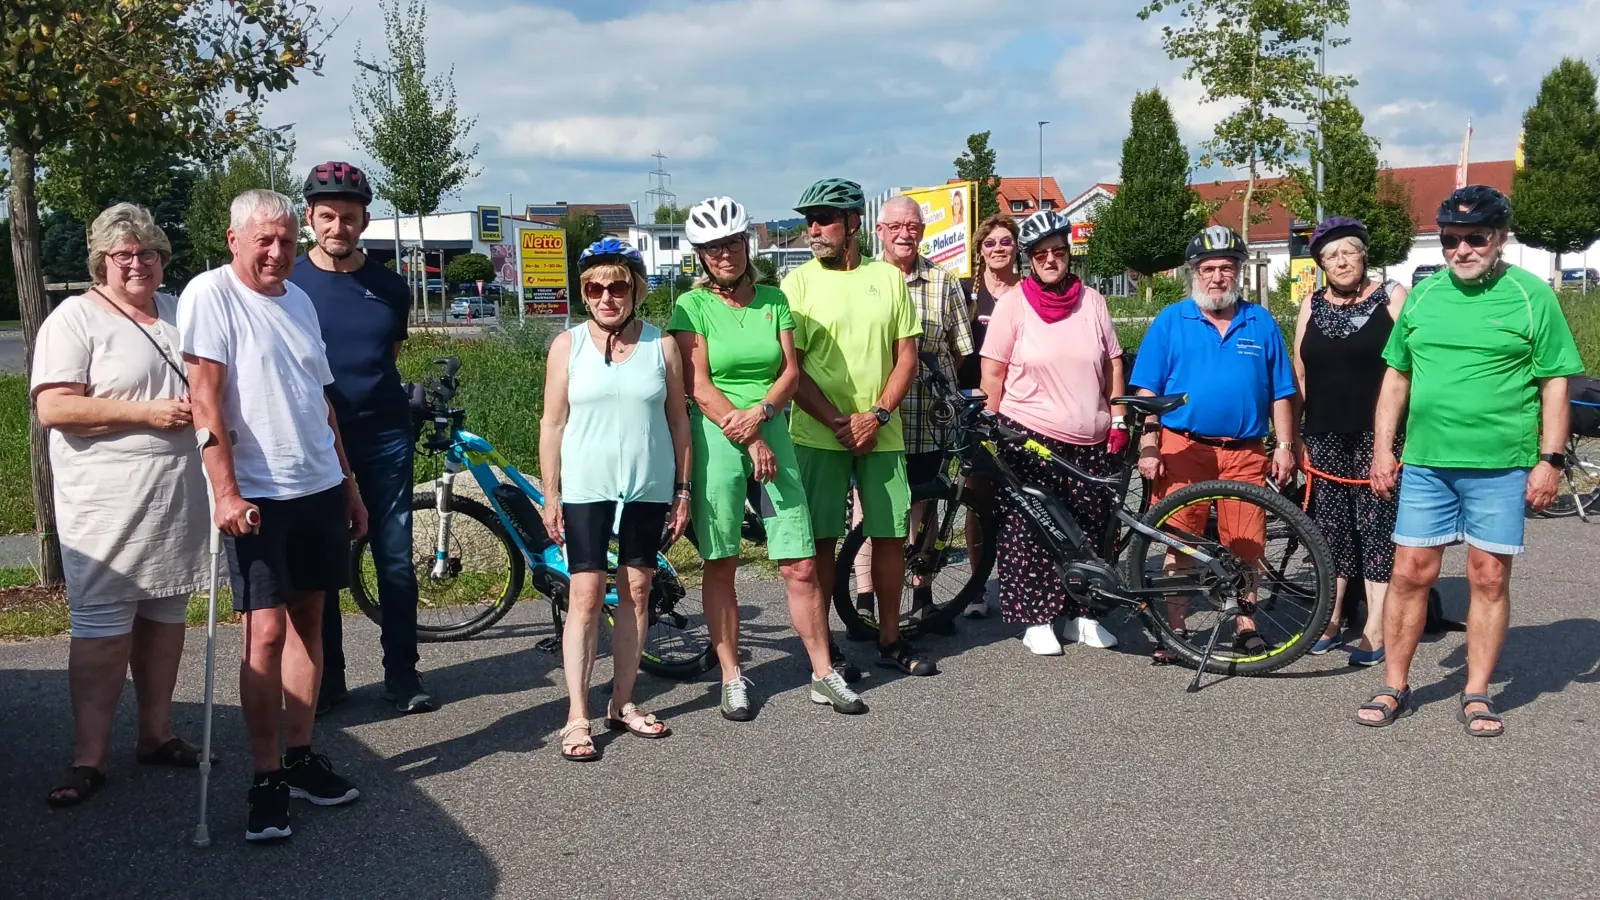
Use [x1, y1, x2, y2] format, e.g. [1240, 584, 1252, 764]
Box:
[1068, 616, 1118, 649]
[1021, 624, 1064, 656]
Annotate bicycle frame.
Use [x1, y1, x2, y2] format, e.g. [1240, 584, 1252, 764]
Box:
[428, 429, 547, 579]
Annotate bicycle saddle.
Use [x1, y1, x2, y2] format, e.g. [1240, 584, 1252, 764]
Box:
[1112, 394, 1188, 417]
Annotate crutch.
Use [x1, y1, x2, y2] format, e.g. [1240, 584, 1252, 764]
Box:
[192, 427, 257, 847]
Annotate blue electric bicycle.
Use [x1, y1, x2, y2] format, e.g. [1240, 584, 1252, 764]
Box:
[348, 358, 714, 680]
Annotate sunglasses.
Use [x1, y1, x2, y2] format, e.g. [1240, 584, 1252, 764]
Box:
[804, 209, 843, 227]
[982, 238, 1015, 249]
[582, 280, 632, 300]
[1439, 232, 1493, 250]
[1029, 246, 1068, 261]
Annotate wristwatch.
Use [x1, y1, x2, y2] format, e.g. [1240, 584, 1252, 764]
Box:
[1541, 452, 1567, 470]
[871, 406, 891, 426]
[759, 401, 777, 422]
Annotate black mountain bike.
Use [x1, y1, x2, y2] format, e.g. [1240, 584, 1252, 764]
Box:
[838, 359, 1334, 688]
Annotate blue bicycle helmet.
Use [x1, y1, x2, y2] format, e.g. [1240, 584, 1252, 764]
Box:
[578, 237, 648, 279]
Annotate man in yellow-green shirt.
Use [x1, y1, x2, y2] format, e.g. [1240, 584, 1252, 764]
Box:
[783, 178, 934, 678]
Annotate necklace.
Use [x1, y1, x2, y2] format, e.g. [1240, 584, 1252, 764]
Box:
[715, 287, 752, 327]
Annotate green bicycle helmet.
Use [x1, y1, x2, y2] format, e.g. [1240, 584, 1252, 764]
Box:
[794, 178, 865, 214]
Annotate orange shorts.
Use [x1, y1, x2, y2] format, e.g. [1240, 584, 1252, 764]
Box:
[1154, 429, 1269, 562]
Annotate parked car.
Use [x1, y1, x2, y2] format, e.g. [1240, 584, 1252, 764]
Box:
[1560, 268, 1600, 288]
[449, 297, 495, 320]
[1411, 264, 1443, 286]
[426, 278, 444, 295]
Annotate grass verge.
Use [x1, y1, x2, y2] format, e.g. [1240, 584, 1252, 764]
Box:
[1, 376, 31, 534]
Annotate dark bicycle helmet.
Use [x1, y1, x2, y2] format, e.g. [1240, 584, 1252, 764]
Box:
[302, 161, 373, 206]
[1308, 216, 1369, 265]
[1017, 209, 1073, 253]
[794, 178, 865, 213]
[1436, 184, 1511, 229]
[577, 236, 647, 280]
[1185, 224, 1247, 264]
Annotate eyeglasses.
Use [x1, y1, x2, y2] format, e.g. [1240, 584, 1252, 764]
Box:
[804, 209, 843, 227]
[582, 280, 632, 300]
[878, 222, 922, 235]
[108, 249, 162, 266]
[981, 238, 1015, 249]
[1321, 249, 1363, 264]
[1029, 246, 1068, 261]
[700, 237, 746, 257]
[1196, 264, 1238, 278]
[1440, 232, 1493, 250]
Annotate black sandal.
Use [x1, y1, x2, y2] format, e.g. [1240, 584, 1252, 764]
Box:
[1457, 693, 1505, 738]
[136, 737, 217, 769]
[1233, 629, 1269, 655]
[1355, 686, 1413, 728]
[47, 766, 107, 808]
[877, 638, 939, 676]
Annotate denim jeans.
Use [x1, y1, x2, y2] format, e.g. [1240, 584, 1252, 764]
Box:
[324, 425, 419, 686]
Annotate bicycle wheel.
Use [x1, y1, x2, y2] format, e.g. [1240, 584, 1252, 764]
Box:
[351, 493, 523, 641]
[600, 564, 714, 679]
[833, 489, 997, 641]
[1538, 437, 1600, 518]
[1123, 479, 1333, 676]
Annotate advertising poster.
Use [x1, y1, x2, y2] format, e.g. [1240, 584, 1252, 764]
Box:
[519, 228, 569, 316]
[1289, 257, 1318, 307]
[900, 181, 974, 278]
[489, 243, 517, 286]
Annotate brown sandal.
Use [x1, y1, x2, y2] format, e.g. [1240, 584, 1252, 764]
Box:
[136, 737, 217, 769]
[47, 766, 107, 808]
[605, 703, 672, 739]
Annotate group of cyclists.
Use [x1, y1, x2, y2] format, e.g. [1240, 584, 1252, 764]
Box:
[30, 153, 1581, 839]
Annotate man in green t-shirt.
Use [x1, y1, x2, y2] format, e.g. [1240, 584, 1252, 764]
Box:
[1359, 186, 1582, 736]
[783, 177, 934, 677]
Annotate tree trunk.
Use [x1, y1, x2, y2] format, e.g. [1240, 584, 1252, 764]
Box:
[8, 146, 64, 585]
[1243, 148, 1259, 310]
[1144, 277, 1152, 304]
[417, 212, 429, 323]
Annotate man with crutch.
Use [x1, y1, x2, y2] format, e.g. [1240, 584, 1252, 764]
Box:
[180, 188, 368, 843]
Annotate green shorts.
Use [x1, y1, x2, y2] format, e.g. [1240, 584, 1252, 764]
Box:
[690, 414, 815, 561]
[793, 446, 909, 540]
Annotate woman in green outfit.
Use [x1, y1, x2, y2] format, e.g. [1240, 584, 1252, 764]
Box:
[669, 196, 866, 720]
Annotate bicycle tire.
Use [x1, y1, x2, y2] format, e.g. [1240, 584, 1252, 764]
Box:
[546, 566, 714, 680]
[350, 493, 524, 642]
[1536, 437, 1600, 518]
[832, 489, 997, 641]
[1125, 479, 1333, 676]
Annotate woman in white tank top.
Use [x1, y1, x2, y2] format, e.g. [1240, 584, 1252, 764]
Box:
[538, 239, 692, 762]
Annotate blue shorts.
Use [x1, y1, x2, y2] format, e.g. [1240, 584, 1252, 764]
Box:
[1392, 465, 1529, 556]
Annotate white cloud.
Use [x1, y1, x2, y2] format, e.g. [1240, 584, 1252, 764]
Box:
[497, 117, 721, 163]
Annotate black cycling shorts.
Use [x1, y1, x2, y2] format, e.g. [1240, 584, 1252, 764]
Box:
[561, 501, 670, 574]
[225, 485, 351, 612]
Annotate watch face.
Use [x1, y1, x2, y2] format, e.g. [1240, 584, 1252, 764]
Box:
[874, 408, 890, 425]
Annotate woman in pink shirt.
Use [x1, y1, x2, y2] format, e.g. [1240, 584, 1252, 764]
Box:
[979, 210, 1127, 656]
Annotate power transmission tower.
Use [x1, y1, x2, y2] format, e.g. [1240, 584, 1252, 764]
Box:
[645, 150, 676, 219]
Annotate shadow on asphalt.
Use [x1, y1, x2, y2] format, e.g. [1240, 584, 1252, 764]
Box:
[0, 668, 499, 900]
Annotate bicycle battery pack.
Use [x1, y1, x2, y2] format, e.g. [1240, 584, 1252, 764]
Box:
[493, 484, 554, 554]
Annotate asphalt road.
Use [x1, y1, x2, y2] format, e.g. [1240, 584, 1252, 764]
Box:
[0, 330, 23, 375]
[2, 518, 1597, 900]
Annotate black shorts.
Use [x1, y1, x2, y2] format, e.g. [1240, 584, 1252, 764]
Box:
[562, 501, 670, 574]
[905, 451, 949, 487]
[225, 486, 351, 612]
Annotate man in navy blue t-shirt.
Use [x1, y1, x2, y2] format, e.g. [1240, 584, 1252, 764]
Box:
[290, 162, 436, 716]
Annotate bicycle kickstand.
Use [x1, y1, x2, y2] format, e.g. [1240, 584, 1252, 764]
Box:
[1188, 609, 1240, 693]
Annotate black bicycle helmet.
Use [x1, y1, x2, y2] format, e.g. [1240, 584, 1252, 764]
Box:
[1436, 185, 1511, 229]
[1185, 225, 1247, 265]
[794, 178, 865, 214]
[1308, 216, 1369, 265]
[303, 161, 374, 206]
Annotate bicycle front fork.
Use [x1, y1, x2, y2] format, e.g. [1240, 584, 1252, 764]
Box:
[428, 466, 460, 580]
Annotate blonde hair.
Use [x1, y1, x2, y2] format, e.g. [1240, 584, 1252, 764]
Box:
[87, 203, 171, 284]
[580, 263, 646, 306]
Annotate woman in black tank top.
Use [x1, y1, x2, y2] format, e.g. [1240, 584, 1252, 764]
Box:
[958, 214, 1022, 391]
[1292, 217, 1409, 665]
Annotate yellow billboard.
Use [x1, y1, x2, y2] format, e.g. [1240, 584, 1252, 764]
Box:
[1289, 257, 1318, 306]
[519, 228, 569, 316]
[900, 181, 974, 279]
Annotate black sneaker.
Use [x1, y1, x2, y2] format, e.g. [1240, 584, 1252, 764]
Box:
[281, 751, 360, 806]
[245, 776, 292, 842]
[380, 672, 438, 715]
[828, 639, 863, 684]
[877, 637, 939, 677]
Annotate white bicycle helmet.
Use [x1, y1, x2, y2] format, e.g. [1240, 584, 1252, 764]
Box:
[1018, 209, 1073, 253]
[685, 196, 750, 247]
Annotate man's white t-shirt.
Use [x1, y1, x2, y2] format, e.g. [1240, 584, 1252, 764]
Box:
[178, 264, 345, 500]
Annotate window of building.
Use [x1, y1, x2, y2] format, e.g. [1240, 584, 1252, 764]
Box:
[659, 235, 679, 251]
[1042, 199, 1056, 210]
[1010, 200, 1029, 213]
[639, 235, 650, 251]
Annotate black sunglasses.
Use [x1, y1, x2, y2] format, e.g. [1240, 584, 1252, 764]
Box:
[1439, 232, 1493, 250]
[804, 209, 843, 227]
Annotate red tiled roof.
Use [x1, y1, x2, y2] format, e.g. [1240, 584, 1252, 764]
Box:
[1072, 161, 1516, 241]
[949, 176, 1066, 215]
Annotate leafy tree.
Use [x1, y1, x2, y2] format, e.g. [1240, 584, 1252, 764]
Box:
[1366, 170, 1415, 270]
[752, 254, 780, 286]
[653, 203, 690, 225]
[1139, 0, 1352, 260]
[185, 138, 299, 273]
[444, 252, 493, 285]
[1512, 57, 1600, 272]
[39, 210, 89, 284]
[1086, 89, 1202, 301]
[954, 131, 1002, 224]
[352, 0, 481, 322]
[38, 152, 202, 288]
[1289, 96, 1414, 269]
[1, 0, 324, 583]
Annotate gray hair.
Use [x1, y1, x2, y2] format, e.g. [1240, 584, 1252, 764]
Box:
[229, 188, 297, 232]
[87, 202, 171, 285]
[1319, 234, 1368, 262]
[878, 194, 923, 223]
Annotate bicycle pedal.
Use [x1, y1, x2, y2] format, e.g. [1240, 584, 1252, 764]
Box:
[534, 637, 560, 654]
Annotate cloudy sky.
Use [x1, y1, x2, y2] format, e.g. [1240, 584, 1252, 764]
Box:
[259, 0, 1600, 221]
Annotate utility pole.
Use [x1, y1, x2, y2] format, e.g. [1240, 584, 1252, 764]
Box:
[259, 123, 294, 194]
[1037, 121, 1049, 209]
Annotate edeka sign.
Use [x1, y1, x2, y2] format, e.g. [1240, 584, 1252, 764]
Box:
[477, 206, 502, 242]
[899, 181, 974, 279]
[519, 228, 569, 316]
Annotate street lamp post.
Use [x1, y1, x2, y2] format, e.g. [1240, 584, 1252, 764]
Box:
[355, 57, 409, 314]
[1037, 120, 1049, 210]
[259, 123, 294, 193]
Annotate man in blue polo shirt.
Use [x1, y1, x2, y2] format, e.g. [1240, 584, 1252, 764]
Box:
[1130, 225, 1297, 659]
[289, 162, 436, 716]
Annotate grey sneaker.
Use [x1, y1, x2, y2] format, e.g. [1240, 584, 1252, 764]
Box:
[720, 675, 754, 722]
[810, 670, 868, 715]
